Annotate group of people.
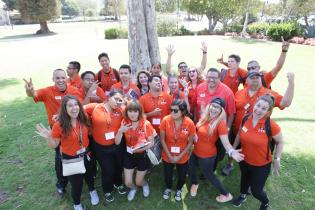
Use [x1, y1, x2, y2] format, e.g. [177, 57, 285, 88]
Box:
[24, 40, 295, 210]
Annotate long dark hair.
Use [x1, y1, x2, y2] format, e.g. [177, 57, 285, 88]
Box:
[59, 95, 89, 136]
[137, 70, 150, 91]
[171, 99, 188, 116]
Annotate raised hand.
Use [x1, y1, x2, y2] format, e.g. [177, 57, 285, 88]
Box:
[217, 54, 224, 64]
[23, 78, 35, 97]
[281, 36, 290, 51]
[35, 123, 51, 139]
[287, 72, 295, 83]
[200, 41, 207, 53]
[119, 123, 132, 133]
[166, 44, 175, 56]
[87, 81, 100, 96]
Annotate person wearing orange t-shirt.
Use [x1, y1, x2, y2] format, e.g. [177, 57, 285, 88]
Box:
[35, 95, 99, 210]
[222, 71, 294, 176]
[150, 63, 169, 92]
[67, 61, 83, 90]
[136, 70, 150, 96]
[80, 71, 106, 104]
[168, 74, 190, 112]
[96, 52, 120, 96]
[111, 64, 141, 100]
[139, 75, 173, 135]
[232, 95, 284, 210]
[23, 69, 83, 195]
[217, 54, 247, 94]
[160, 99, 195, 201]
[115, 100, 155, 201]
[84, 90, 127, 202]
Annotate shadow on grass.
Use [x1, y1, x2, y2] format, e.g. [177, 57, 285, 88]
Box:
[0, 32, 57, 41]
[230, 37, 273, 45]
[0, 78, 21, 89]
[274, 117, 315, 123]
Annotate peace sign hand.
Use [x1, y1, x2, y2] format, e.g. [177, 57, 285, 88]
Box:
[281, 36, 290, 51]
[217, 54, 224, 64]
[200, 41, 207, 53]
[23, 78, 35, 97]
[35, 123, 51, 140]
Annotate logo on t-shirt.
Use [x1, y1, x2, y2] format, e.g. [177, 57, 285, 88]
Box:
[258, 127, 265, 133]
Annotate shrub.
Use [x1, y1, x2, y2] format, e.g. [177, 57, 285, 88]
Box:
[247, 22, 269, 35]
[104, 27, 128, 39]
[157, 18, 178, 37]
[175, 25, 193, 36]
[267, 22, 304, 41]
[225, 23, 243, 33]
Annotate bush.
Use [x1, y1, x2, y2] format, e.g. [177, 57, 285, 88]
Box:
[267, 22, 304, 41]
[157, 18, 178, 37]
[225, 24, 243, 33]
[104, 27, 128, 39]
[176, 25, 194, 36]
[247, 22, 269, 35]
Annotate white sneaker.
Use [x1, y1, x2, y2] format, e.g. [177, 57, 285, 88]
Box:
[142, 183, 150, 197]
[89, 190, 99, 206]
[73, 203, 83, 210]
[127, 187, 137, 201]
[162, 188, 172, 200]
[174, 190, 182, 201]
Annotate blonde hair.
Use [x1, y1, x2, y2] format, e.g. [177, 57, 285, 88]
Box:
[196, 103, 226, 136]
[187, 66, 204, 83]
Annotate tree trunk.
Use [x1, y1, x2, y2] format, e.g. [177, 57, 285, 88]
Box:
[304, 15, 309, 27]
[127, 0, 160, 74]
[206, 14, 217, 33]
[36, 20, 51, 34]
[241, 0, 250, 37]
[143, 0, 160, 66]
[127, 0, 151, 74]
[281, 0, 287, 23]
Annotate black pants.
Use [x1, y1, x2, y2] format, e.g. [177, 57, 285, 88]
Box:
[239, 161, 271, 205]
[189, 153, 228, 195]
[92, 141, 124, 194]
[163, 161, 188, 191]
[65, 154, 95, 205]
[55, 146, 68, 189]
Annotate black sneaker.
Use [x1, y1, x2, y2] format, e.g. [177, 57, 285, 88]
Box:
[56, 187, 65, 195]
[259, 203, 269, 210]
[233, 195, 247, 207]
[114, 184, 127, 195]
[105, 192, 114, 202]
[222, 163, 234, 176]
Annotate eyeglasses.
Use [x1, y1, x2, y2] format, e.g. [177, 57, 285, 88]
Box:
[247, 66, 258, 71]
[170, 108, 180, 113]
[179, 65, 188, 69]
[84, 78, 95, 82]
[206, 76, 219, 80]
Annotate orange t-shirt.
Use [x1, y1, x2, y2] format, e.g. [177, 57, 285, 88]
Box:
[67, 75, 83, 90]
[96, 68, 120, 93]
[194, 120, 228, 158]
[84, 103, 123, 146]
[221, 68, 247, 94]
[161, 75, 169, 92]
[240, 115, 281, 166]
[122, 119, 155, 154]
[111, 81, 141, 100]
[233, 86, 284, 135]
[34, 85, 83, 126]
[51, 121, 90, 157]
[79, 86, 106, 103]
[139, 92, 173, 134]
[160, 115, 196, 164]
[170, 90, 185, 101]
[187, 80, 204, 114]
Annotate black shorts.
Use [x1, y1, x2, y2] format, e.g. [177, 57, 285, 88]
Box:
[123, 152, 150, 171]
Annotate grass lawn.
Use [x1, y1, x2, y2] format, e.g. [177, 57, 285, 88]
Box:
[0, 22, 315, 210]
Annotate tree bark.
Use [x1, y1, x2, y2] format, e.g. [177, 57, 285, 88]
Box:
[206, 14, 217, 32]
[36, 20, 51, 34]
[127, 0, 160, 74]
[304, 15, 309, 27]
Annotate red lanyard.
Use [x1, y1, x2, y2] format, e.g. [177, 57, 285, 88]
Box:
[172, 119, 182, 145]
[151, 93, 161, 110]
[72, 123, 83, 148]
[103, 105, 112, 129]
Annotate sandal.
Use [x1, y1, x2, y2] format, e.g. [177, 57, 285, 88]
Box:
[216, 193, 233, 203]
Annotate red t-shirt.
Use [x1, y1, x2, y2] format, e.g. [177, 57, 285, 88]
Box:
[67, 75, 83, 90]
[33, 85, 83, 126]
[84, 103, 123, 146]
[195, 82, 236, 120]
[221, 68, 247, 94]
[160, 115, 196, 164]
[96, 68, 120, 94]
[194, 120, 228, 158]
[79, 86, 106, 103]
[111, 81, 141, 100]
[51, 121, 89, 156]
[240, 115, 281, 166]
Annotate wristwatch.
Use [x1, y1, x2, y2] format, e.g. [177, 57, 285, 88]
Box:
[274, 157, 281, 161]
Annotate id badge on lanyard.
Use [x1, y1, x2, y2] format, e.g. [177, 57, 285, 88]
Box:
[105, 131, 115, 140]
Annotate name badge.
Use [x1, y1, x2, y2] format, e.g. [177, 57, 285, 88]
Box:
[105, 91, 110, 96]
[152, 118, 161, 125]
[105, 132, 115, 140]
[200, 93, 205, 98]
[244, 103, 250, 110]
[76, 147, 86, 155]
[92, 90, 97, 95]
[55, 96, 62, 100]
[242, 126, 248, 133]
[171, 146, 180, 154]
[127, 146, 133, 154]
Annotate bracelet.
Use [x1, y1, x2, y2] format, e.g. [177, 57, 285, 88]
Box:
[227, 148, 235, 157]
[282, 49, 288, 53]
[203, 51, 207, 54]
[274, 157, 280, 161]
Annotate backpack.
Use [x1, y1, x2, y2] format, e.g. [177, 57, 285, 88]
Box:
[241, 113, 275, 160]
[220, 68, 246, 85]
[97, 68, 120, 87]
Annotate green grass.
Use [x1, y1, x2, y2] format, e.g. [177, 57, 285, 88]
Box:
[1, 23, 315, 209]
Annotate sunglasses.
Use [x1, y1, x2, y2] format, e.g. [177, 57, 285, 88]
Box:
[179, 65, 188, 69]
[170, 108, 180, 113]
[247, 66, 258, 71]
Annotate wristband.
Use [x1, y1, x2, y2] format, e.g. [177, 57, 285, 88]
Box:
[282, 49, 288, 53]
[274, 157, 280, 161]
[203, 51, 207, 54]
